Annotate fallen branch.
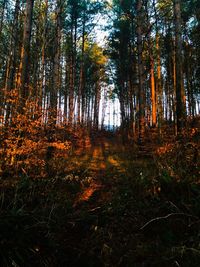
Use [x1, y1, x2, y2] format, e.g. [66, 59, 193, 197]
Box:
[140, 213, 199, 231]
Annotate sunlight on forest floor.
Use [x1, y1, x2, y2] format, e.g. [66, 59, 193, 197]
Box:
[66, 138, 129, 176]
[63, 137, 156, 208]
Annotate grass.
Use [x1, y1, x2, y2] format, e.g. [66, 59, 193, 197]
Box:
[0, 135, 200, 266]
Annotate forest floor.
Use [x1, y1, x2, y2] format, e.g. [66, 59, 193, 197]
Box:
[1, 130, 200, 267]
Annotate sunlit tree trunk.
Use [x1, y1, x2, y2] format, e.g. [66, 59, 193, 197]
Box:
[150, 59, 156, 127]
[148, 32, 157, 128]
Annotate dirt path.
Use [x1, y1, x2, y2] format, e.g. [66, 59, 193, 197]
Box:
[65, 136, 156, 208]
[67, 136, 123, 205]
[58, 136, 168, 267]
[60, 137, 200, 267]
[69, 136, 134, 173]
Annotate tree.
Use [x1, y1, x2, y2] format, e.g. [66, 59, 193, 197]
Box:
[49, 0, 62, 126]
[17, 0, 35, 111]
[136, 0, 145, 144]
[174, 0, 186, 136]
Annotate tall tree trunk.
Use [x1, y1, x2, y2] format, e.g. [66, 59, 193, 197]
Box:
[17, 0, 34, 111]
[5, 0, 20, 91]
[174, 0, 186, 136]
[4, 0, 20, 124]
[172, 38, 177, 135]
[156, 33, 163, 136]
[68, 14, 77, 124]
[64, 50, 69, 122]
[49, 0, 62, 126]
[137, 0, 145, 144]
[0, 0, 6, 36]
[150, 59, 156, 127]
[94, 80, 101, 129]
[69, 51, 74, 124]
[39, 0, 48, 111]
[148, 33, 156, 128]
[78, 9, 86, 124]
[0, 0, 7, 121]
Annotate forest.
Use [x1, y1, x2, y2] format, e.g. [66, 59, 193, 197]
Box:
[0, 0, 200, 266]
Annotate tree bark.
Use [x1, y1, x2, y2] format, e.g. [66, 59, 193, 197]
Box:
[0, 0, 6, 36]
[17, 0, 34, 111]
[174, 0, 186, 136]
[4, 0, 20, 124]
[49, 0, 62, 126]
[137, 0, 145, 144]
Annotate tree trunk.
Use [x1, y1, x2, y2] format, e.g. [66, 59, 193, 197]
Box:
[137, 0, 145, 144]
[68, 13, 77, 124]
[49, 0, 62, 126]
[174, 0, 186, 136]
[4, 0, 20, 124]
[0, 0, 6, 36]
[156, 33, 163, 136]
[78, 10, 86, 124]
[94, 80, 101, 129]
[17, 0, 34, 111]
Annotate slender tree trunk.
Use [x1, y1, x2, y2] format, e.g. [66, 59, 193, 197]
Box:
[78, 12, 86, 124]
[5, 0, 20, 91]
[0, 0, 6, 37]
[149, 39, 156, 127]
[94, 80, 101, 129]
[49, 0, 62, 126]
[17, 0, 34, 111]
[156, 33, 163, 136]
[64, 50, 69, 122]
[172, 38, 177, 135]
[174, 0, 186, 136]
[68, 15, 77, 124]
[137, 0, 145, 144]
[4, 0, 20, 124]
[150, 61, 156, 127]
[69, 52, 74, 124]
[38, 0, 48, 112]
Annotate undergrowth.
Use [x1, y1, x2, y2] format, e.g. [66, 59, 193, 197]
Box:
[0, 118, 200, 266]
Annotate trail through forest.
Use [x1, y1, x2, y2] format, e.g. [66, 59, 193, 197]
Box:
[1, 132, 200, 267]
[67, 135, 155, 207]
[59, 136, 162, 266]
[51, 135, 199, 267]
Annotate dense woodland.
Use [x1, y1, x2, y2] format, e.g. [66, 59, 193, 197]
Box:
[0, 0, 200, 266]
